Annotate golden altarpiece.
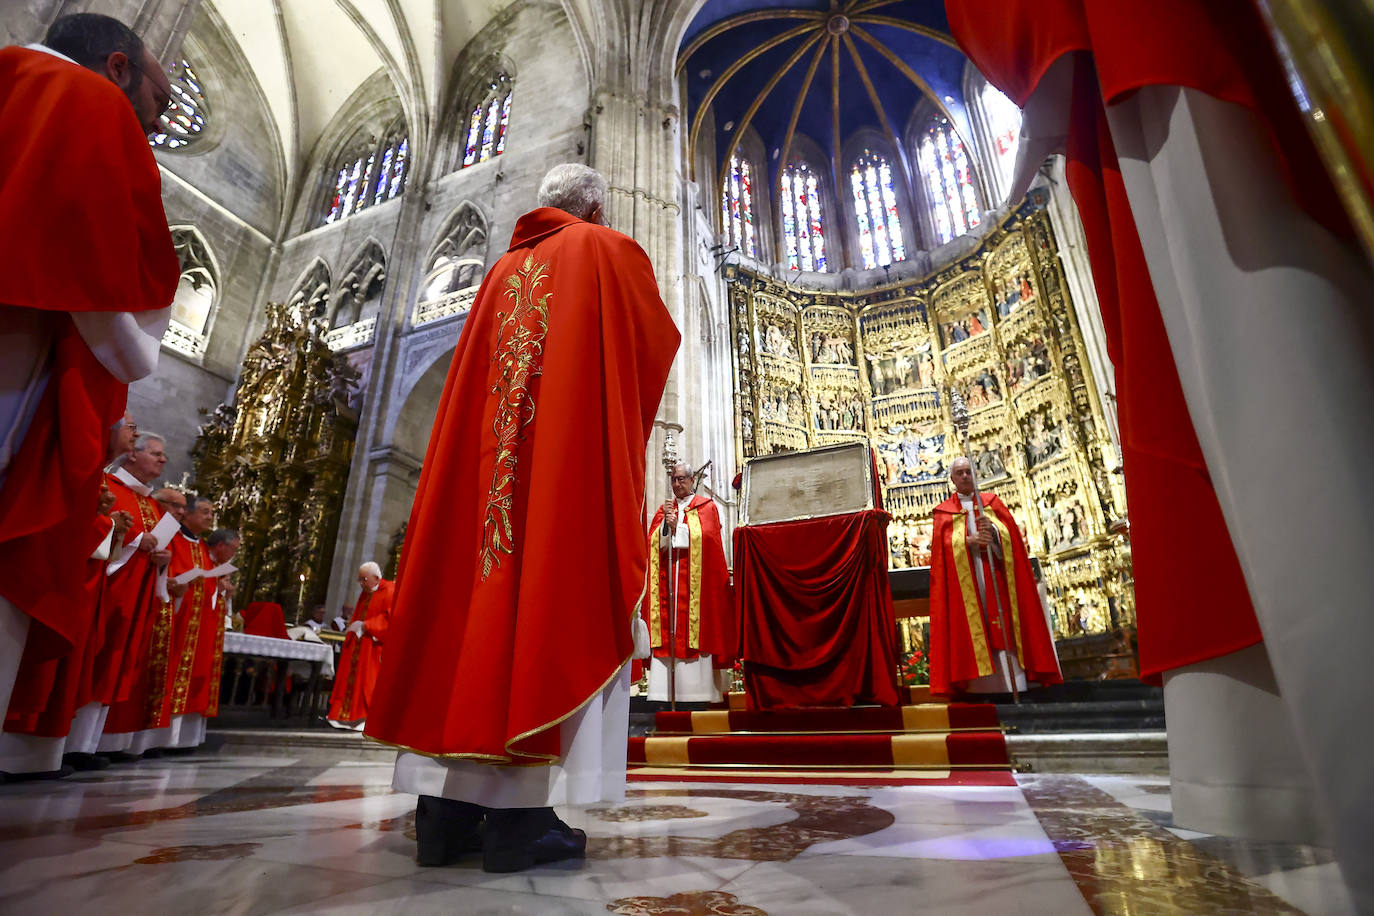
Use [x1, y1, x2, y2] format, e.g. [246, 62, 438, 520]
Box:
[729, 193, 1136, 668]
[190, 302, 359, 621]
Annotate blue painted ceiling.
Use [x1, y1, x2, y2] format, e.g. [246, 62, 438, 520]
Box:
[680, 0, 973, 187]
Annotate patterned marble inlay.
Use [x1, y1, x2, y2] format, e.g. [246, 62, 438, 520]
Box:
[1021, 776, 1307, 915]
[589, 788, 893, 862]
[607, 890, 768, 915]
[134, 842, 262, 864]
[587, 804, 710, 822]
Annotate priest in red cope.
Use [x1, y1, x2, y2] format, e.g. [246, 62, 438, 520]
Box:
[366, 164, 679, 873]
[327, 562, 394, 730]
[928, 457, 1060, 698]
[0, 14, 179, 725]
[640, 462, 735, 703]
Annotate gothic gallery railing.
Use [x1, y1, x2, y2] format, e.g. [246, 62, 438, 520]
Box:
[412, 286, 478, 327]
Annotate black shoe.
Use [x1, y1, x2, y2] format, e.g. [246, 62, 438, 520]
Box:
[63, 753, 111, 771]
[0, 764, 76, 782]
[141, 747, 165, 759]
[103, 752, 139, 764]
[482, 807, 587, 873]
[415, 796, 485, 867]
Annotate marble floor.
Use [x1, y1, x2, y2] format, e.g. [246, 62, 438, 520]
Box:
[0, 754, 1355, 915]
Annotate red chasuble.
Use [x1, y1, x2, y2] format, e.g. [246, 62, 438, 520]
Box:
[641, 496, 736, 665]
[928, 493, 1062, 697]
[328, 580, 395, 723]
[165, 532, 224, 719]
[0, 48, 178, 660]
[99, 475, 173, 734]
[366, 207, 679, 763]
[940, 0, 1340, 678]
[3, 514, 112, 738]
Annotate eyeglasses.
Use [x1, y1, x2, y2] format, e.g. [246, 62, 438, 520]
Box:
[671, 475, 693, 482]
[127, 59, 173, 115]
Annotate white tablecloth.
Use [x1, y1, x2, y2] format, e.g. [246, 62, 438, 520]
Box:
[223, 631, 334, 677]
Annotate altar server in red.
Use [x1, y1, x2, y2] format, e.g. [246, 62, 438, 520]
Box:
[929, 458, 1060, 698]
[0, 13, 178, 740]
[640, 462, 735, 702]
[366, 164, 678, 873]
[327, 563, 393, 729]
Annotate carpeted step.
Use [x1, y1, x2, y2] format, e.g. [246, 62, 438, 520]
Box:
[653, 703, 1000, 736]
[628, 731, 1009, 770]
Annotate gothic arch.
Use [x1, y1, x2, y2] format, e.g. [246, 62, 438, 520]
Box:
[840, 127, 919, 268]
[163, 225, 221, 358]
[287, 258, 331, 318]
[333, 240, 387, 329]
[419, 201, 490, 304]
[776, 133, 842, 272]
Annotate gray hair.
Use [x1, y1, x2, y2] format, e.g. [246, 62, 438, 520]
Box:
[44, 14, 146, 79]
[133, 432, 165, 451]
[358, 561, 382, 578]
[537, 164, 607, 221]
[206, 528, 239, 547]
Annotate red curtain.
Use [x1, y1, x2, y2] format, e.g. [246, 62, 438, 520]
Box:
[734, 510, 901, 710]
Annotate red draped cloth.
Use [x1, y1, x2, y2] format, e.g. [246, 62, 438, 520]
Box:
[3, 514, 111, 737]
[939, 0, 1342, 678]
[0, 48, 178, 660]
[329, 581, 394, 724]
[241, 602, 288, 640]
[366, 207, 679, 763]
[734, 510, 900, 710]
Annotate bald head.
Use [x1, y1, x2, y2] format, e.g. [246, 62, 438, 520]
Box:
[950, 456, 975, 496]
[153, 487, 187, 522]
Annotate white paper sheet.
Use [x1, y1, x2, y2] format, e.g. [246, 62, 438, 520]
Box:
[145, 513, 180, 551]
[170, 561, 237, 586]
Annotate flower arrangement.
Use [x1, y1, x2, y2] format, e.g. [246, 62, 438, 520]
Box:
[898, 647, 929, 686]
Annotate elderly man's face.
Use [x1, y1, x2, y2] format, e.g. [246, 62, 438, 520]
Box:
[110, 414, 137, 462]
[155, 490, 187, 522]
[127, 439, 167, 483]
[183, 500, 215, 535]
[311, 606, 327, 623]
[670, 464, 693, 501]
[209, 538, 239, 565]
[950, 459, 975, 496]
[357, 570, 381, 593]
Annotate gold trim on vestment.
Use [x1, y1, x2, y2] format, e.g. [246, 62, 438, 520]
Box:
[687, 507, 702, 648]
[984, 511, 1025, 668]
[143, 600, 174, 726]
[950, 514, 993, 676]
[171, 541, 208, 716]
[648, 527, 661, 648]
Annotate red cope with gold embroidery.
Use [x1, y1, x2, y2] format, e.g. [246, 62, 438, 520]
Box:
[366, 207, 679, 763]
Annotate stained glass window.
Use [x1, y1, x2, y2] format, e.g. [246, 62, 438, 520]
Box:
[150, 58, 210, 150]
[720, 155, 757, 259]
[322, 133, 407, 225]
[850, 150, 906, 270]
[461, 73, 512, 169]
[919, 118, 982, 245]
[980, 83, 1022, 202]
[779, 162, 827, 272]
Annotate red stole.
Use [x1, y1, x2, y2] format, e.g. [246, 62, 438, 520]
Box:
[928, 492, 1061, 696]
[366, 207, 679, 763]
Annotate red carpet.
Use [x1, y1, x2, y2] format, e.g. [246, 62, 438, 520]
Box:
[630, 698, 1013, 785]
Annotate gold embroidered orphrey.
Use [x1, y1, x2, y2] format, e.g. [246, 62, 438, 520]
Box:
[480, 254, 553, 580]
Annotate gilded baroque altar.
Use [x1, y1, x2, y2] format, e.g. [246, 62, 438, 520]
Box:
[729, 194, 1134, 642]
[191, 301, 359, 621]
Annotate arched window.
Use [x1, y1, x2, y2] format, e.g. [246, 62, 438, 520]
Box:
[917, 117, 981, 245]
[779, 162, 827, 272]
[323, 123, 408, 226]
[288, 261, 330, 319]
[979, 83, 1021, 202]
[161, 228, 217, 358]
[721, 154, 757, 259]
[414, 202, 489, 326]
[462, 73, 512, 168]
[324, 243, 386, 350]
[849, 150, 906, 270]
[150, 57, 209, 150]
